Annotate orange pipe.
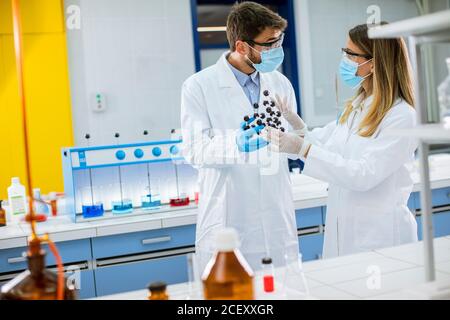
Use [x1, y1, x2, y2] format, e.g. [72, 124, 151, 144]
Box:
[11, 0, 37, 238]
[11, 0, 65, 300]
[47, 238, 65, 300]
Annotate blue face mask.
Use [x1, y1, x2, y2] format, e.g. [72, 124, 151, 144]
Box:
[248, 46, 284, 73]
[339, 56, 372, 89]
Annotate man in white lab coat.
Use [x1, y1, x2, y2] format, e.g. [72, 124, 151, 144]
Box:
[180, 2, 300, 273]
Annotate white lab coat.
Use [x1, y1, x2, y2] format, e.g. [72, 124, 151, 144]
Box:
[180, 52, 299, 272]
[303, 94, 419, 258]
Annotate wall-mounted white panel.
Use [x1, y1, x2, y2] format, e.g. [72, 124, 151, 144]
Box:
[64, 0, 196, 146]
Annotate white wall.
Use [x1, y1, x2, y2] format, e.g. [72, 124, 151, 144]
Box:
[295, 0, 419, 127]
[64, 0, 196, 146]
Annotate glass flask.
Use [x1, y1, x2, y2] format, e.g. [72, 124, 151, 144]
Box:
[0, 242, 77, 300]
[202, 228, 254, 300]
[147, 281, 169, 300]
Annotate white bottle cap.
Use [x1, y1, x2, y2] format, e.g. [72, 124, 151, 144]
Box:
[11, 177, 20, 184]
[215, 228, 240, 252]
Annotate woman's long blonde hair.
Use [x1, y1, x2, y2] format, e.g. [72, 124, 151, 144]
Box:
[339, 22, 415, 137]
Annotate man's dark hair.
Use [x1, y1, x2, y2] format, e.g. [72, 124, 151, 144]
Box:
[226, 1, 287, 51]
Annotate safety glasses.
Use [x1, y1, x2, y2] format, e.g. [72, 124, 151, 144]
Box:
[341, 48, 372, 60]
[246, 33, 285, 51]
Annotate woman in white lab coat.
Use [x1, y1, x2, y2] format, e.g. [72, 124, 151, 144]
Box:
[266, 23, 419, 258]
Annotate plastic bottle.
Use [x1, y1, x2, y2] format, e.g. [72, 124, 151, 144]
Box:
[33, 188, 49, 215]
[438, 57, 450, 126]
[147, 281, 169, 300]
[7, 177, 27, 223]
[202, 228, 254, 300]
[261, 257, 275, 293]
[0, 200, 6, 227]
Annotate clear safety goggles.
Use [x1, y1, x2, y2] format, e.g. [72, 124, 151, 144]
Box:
[341, 47, 372, 61]
[245, 32, 285, 51]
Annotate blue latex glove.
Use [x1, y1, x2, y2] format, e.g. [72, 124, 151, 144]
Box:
[236, 117, 268, 152]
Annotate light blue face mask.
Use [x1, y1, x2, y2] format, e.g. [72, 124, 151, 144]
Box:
[248, 45, 284, 73]
[339, 56, 372, 89]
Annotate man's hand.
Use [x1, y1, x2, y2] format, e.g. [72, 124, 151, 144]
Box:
[236, 117, 268, 152]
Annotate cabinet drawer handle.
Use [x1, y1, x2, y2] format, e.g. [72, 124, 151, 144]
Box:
[7, 256, 26, 264]
[141, 236, 171, 245]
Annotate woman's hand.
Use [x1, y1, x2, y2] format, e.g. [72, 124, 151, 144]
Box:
[264, 127, 311, 158]
[273, 94, 307, 134]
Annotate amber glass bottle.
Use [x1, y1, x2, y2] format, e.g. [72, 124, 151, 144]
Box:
[0, 200, 6, 227]
[0, 240, 76, 300]
[202, 228, 254, 300]
[148, 281, 169, 300]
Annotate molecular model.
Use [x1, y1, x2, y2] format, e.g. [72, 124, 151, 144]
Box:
[242, 90, 285, 133]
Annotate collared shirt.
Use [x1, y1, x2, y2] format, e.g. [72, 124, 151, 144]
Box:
[226, 57, 260, 105]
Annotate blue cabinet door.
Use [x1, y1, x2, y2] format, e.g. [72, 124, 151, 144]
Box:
[0, 268, 96, 299]
[0, 239, 92, 274]
[408, 192, 418, 211]
[299, 233, 324, 262]
[416, 210, 450, 240]
[416, 187, 450, 209]
[94, 254, 189, 296]
[70, 269, 96, 299]
[295, 207, 323, 229]
[91, 225, 195, 259]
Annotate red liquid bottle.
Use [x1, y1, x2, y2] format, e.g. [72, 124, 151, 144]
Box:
[262, 257, 274, 293]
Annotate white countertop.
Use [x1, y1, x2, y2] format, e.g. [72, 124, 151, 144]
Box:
[1, 154, 450, 250]
[95, 235, 450, 300]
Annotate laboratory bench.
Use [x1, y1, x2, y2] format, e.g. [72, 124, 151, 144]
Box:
[0, 154, 450, 299]
[95, 235, 450, 300]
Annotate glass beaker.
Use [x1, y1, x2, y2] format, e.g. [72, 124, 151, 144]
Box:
[80, 186, 104, 218]
[111, 183, 133, 215]
[141, 178, 161, 210]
